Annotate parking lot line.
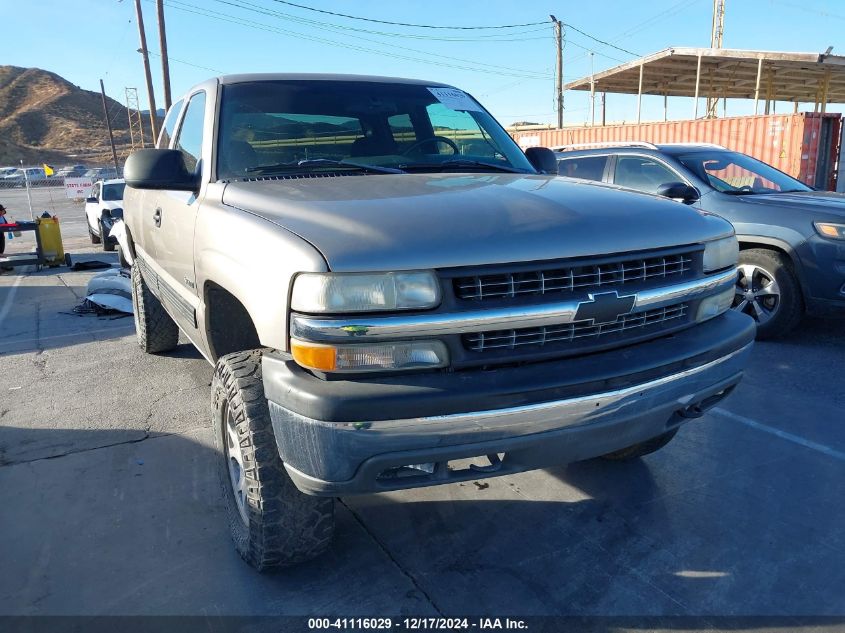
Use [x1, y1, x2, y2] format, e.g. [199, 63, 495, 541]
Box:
[713, 407, 845, 462]
[0, 274, 23, 329]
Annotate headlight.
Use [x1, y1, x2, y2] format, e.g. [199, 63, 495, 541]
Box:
[814, 222, 845, 240]
[703, 236, 739, 272]
[291, 271, 440, 313]
[291, 339, 449, 373]
[696, 286, 735, 323]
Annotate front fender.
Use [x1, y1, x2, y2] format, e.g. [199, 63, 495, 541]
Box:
[194, 199, 327, 352]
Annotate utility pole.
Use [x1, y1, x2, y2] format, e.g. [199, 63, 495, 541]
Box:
[99, 79, 120, 173]
[156, 0, 172, 111]
[589, 52, 595, 126]
[134, 0, 159, 141]
[551, 15, 563, 129]
[707, 0, 726, 117]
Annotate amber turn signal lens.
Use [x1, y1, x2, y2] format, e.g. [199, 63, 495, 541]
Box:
[291, 341, 337, 371]
[816, 223, 843, 238]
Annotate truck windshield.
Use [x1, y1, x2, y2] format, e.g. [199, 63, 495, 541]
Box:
[216, 80, 535, 179]
[676, 151, 812, 195]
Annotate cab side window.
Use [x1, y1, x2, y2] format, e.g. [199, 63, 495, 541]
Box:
[557, 156, 608, 181]
[613, 155, 681, 194]
[157, 99, 184, 149]
[174, 93, 206, 172]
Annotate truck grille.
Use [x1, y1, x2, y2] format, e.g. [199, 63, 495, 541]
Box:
[454, 252, 694, 301]
[462, 303, 689, 353]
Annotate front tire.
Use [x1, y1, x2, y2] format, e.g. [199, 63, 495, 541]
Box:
[100, 220, 115, 252]
[602, 428, 679, 460]
[88, 222, 101, 244]
[733, 248, 803, 339]
[212, 350, 334, 571]
[131, 264, 179, 353]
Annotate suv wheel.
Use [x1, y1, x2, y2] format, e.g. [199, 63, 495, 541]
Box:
[131, 264, 179, 353]
[733, 248, 803, 339]
[602, 428, 679, 460]
[212, 349, 334, 570]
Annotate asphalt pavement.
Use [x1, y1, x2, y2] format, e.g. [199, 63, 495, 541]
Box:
[0, 206, 843, 621]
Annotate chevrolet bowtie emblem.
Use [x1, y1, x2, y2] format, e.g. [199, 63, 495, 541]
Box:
[574, 291, 636, 324]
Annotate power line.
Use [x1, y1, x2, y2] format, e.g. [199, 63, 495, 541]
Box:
[264, 0, 548, 29]
[565, 39, 628, 64]
[220, 0, 553, 42]
[560, 21, 640, 57]
[158, 0, 551, 79]
[210, 0, 552, 75]
[565, 0, 700, 66]
[147, 48, 224, 74]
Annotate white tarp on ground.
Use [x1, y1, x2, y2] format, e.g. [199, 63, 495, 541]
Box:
[86, 269, 133, 314]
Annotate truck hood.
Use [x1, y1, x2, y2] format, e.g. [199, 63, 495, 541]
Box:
[222, 174, 732, 271]
[734, 190, 845, 218]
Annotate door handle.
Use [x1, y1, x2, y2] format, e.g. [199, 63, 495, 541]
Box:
[153, 207, 162, 227]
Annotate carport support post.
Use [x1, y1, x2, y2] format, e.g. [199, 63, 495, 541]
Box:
[663, 93, 668, 122]
[820, 70, 831, 114]
[636, 63, 644, 124]
[693, 54, 702, 119]
[753, 58, 763, 115]
[601, 92, 606, 126]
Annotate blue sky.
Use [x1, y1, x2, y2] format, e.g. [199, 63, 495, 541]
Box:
[4, 0, 844, 125]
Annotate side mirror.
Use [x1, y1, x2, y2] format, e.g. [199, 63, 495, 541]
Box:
[85, 197, 97, 203]
[524, 147, 558, 175]
[656, 181, 700, 203]
[124, 149, 198, 191]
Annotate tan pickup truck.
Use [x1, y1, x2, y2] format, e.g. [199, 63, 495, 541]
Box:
[124, 73, 754, 570]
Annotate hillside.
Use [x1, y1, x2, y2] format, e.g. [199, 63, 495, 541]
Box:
[0, 65, 152, 166]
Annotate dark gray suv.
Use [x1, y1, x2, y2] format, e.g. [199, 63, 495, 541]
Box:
[555, 143, 845, 338]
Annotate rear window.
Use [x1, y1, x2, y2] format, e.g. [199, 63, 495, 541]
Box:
[102, 183, 125, 201]
[558, 156, 607, 181]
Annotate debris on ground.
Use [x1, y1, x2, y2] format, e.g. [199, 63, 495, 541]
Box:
[65, 269, 133, 317]
[69, 260, 112, 271]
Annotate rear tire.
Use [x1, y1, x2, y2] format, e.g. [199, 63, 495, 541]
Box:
[88, 222, 101, 244]
[212, 349, 334, 571]
[131, 264, 179, 353]
[601, 428, 679, 460]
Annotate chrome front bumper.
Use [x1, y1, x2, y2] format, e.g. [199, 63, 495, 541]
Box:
[267, 335, 753, 496]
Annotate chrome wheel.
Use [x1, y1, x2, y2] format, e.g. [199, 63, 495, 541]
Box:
[734, 263, 780, 325]
[223, 402, 249, 526]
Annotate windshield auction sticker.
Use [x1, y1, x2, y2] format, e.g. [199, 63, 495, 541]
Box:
[427, 87, 483, 112]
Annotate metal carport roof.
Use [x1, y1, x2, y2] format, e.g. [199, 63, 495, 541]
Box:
[564, 47, 845, 117]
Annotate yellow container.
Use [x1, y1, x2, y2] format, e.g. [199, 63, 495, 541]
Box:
[36, 216, 65, 267]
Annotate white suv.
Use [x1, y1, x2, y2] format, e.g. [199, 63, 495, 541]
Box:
[85, 178, 125, 251]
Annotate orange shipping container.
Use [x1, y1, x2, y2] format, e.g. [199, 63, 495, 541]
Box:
[511, 113, 842, 190]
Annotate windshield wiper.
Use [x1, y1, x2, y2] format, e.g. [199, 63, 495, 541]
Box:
[400, 159, 525, 174]
[245, 159, 405, 175]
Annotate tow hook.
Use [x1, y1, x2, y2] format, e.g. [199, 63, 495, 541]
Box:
[469, 453, 504, 473]
[678, 386, 736, 419]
